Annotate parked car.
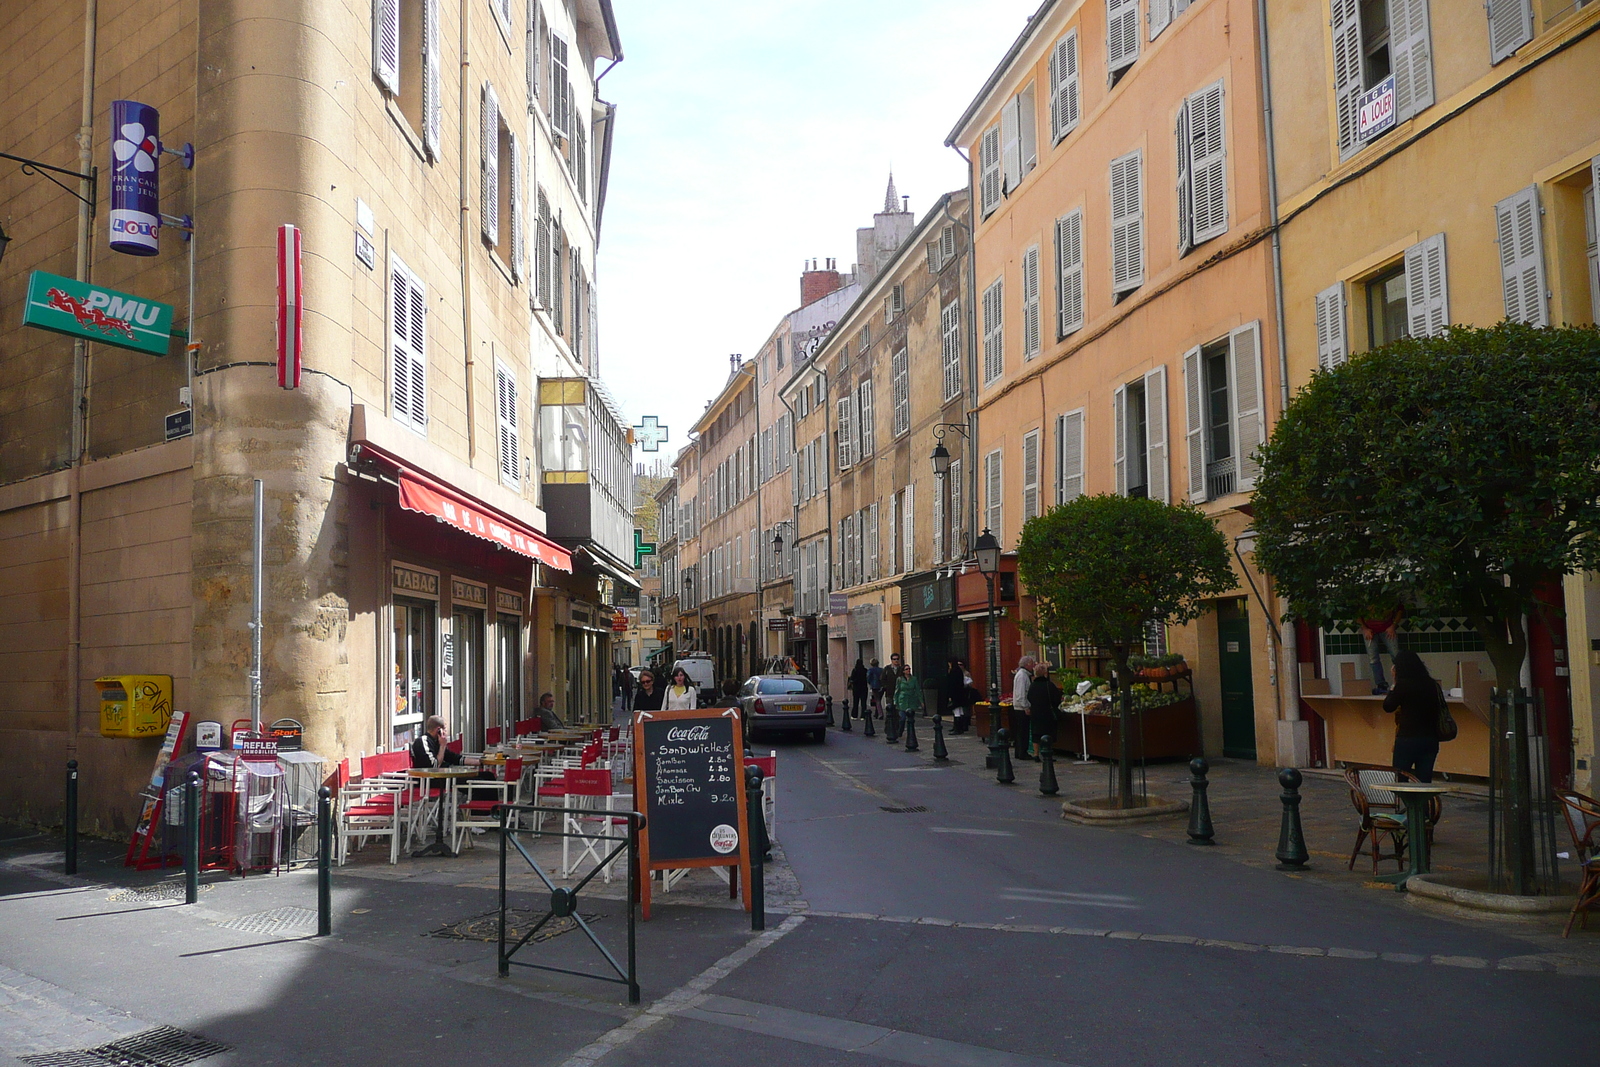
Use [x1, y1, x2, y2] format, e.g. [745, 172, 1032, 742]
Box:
[738, 674, 827, 743]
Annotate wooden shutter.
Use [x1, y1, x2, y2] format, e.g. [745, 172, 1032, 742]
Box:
[1175, 98, 1192, 257]
[481, 84, 499, 244]
[941, 302, 962, 401]
[1112, 384, 1128, 496]
[574, 117, 588, 205]
[373, 0, 400, 93]
[1315, 282, 1347, 370]
[982, 279, 1004, 384]
[1107, 0, 1140, 74]
[1056, 410, 1084, 503]
[496, 363, 519, 485]
[1390, 0, 1434, 121]
[980, 126, 1002, 217]
[1188, 81, 1227, 245]
[1050, 31, 1080, 144]
[1331, 0, 1364, 159]
[1056, 210, 1084, 336]
[933, 474, 945, 563]
[534, 189, 552, 309]
[1144, 366, 1168, 503]
[1487, 0, 1533, 64]
[1018, 85, 1038, 175]
[1022, 430, 1040, 522]
[863, 379, 876, 455]
[422, 0, 441, 159]
[837, 397, 852, 468]
[903, 484, 915, 572]
[390, 256, 427, 433]
[948, 460, 962, 556]
[1001, 97, 1021, 195]
[868, 502, 880, 581]
[1182, 345, 1205, 502]
[1149, 0, 1172, 41]
[527, 3, 541, 103]
[1404, 233, 1449, 338]
[1022, 245, 1041, 359]
[1495, 186, 1547, 326]
[941, 224, 956, 261]
[1111, 151, 1143, 294]
[550, 36, 570, 135]
[892, 349, 909, 437]
[510, 132, 525, 282]
[1228, 321, 1265, 491]
[984, 450, 1002, 541]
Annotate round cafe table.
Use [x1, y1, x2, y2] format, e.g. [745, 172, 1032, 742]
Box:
[1377, 782, 1450, 890]
[407, 767, 480, 858]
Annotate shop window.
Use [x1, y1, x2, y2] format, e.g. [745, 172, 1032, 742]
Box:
[451, 608, 485, 749]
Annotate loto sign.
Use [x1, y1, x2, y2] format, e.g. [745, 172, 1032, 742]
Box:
[23, 270, 173, 356]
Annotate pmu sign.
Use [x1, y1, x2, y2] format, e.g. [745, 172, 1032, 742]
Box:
[22, 271, 174, 356]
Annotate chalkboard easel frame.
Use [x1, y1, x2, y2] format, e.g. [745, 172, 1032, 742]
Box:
[633, 707, 752, 921]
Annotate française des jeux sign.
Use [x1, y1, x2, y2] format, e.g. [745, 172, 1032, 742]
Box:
[22, 270, 174, 356]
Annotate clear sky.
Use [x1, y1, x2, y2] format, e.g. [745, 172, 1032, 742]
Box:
[598, 0, 1043, 467]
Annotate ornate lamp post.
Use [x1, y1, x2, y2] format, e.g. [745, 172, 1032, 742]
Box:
[974, 528, 1003, 749]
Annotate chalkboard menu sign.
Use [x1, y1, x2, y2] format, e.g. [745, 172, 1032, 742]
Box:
[633, 708, 751, 920]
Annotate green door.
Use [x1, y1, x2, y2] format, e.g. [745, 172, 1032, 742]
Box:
[1217, 611, 1257, 760]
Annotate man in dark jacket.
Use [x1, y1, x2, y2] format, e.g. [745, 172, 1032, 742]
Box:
[849, 659, 869, 723]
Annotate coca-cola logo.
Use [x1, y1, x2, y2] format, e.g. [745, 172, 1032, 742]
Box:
[666, 725, 710, 742]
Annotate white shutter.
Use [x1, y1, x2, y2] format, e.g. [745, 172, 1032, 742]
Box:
[1495, 186, 1547, 327]
[837, 397, 852, 468]
[903, 483, 915, 572]
[496, 363, 519, 486]
[862, 379, 876, 455]
[1175, 97, 1192, 257]
[527, 3, 541, 104]
[481, 84, 499, 244]
[980, 126, 1002, 217]
[984, 450, 1003, 542]
[1487, 0, 1533, 64]
[1390, 0, 1434, 121]
[510, 132, 525, 282]
[1111, 151, 1144, 294]
[948, 460, 962, 557]
[1404, 233, 1449, 338]
[1107, 0, 1141, 74]
[933, 474, 945, 563]
[1112, 384, 1128, 496]
[1182, 345, 1205, 502]
[1331, 0, 1364, 159]
[1056, 410, 1084, 503]
[868, 502, 880, 581]
[1022, 430, 1040, 522]
[1188, 81, 1228, 245]
[1056, 210, 1084, 336]
[1001, 97, 1021, 195]
[982, 279, 1004, 384]
[373, 0, 400, 93]
[390, 256, 427, 433]
[1144, 366, 1168, 504]
[550, 36, 570, 135]
[1587, 164, 1599, 321]
[422, 0, 441, 159]
[1022, 246, 1041, 359]
[941, 302, 962, 401]
[1315, 283, 1348, 370]
[1228, 321, 1265, 491]
[1018, 85, 1038, 175]
[1149, 0, 1172, 41]
[1050, 32, 1081, 143]
[892, 349, 909, 437]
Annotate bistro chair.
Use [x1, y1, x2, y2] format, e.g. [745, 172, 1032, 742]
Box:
[337, 758, 405, 865]
[485, 726, 503, 747]
[454, 758, 522, 850]
[561, 768, 621, 881]
[1343, 763, 1439, 875]
[514, 717, 543, 737]
[1557, 789, 1600, 937]
[745, 751, 778, 843]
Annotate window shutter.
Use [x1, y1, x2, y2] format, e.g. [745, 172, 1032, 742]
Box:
[1175, 98, 1192, 257]
[985, 450, 1003, 541]
[948, 460, 963, 556]
[982, 279, 1004, 384]
[1390, 0, 1434, 121]
[1001, 97, 1021, 195]
[837, 397, 852, 468]
[933, 474, 945, 564]
[892, 349, 909, 438]
[941, 224, 957, 261]
[1056, 410, 1084, 503]
[1056, 210, 1084, 336]
[390, 256, 427, 433]
[551, 223, 564, 333]
[860, 379, 875, 454]
[373, 0, 400, 93]
[941, 302, 962, 401]
[1022, 430, 1040, 522]
[527, 3, 541, 104]
[1495, 186, 1547, 326]
[481, 84, 499, 244]
[1404, 232, 1449, 338]
[1112, 385, 1127, 496]
[1487, 0, 1533, 64]
[1228, 321, 1265, 491]
[903, 483, 914, 572]
[574, 116, 588, 205]
[1315, 283, 1348, 370]
[496, 364, 519, 486]
[1018, 85, 1038, 175]
[1149, 0, 1172, 41]
[510, 132, 525, 282]
[1331, 0, 1364, 159]
[980, 126, 1002, 217]
[1143, 365, 1168, 504]
[1188, 81, 1228, 245]
[1022, 246, 1041, 359]
[1107, 0, 1141, 74]
[1587, 164, 1599, 320]
[927, 241, 942, 275]
[534, 189, 552, 309]
[1182, 345, 1205, 502]
[792, 449, 800, 506]
[1050, 31, 1080, 144]
[868, 502, 880, 581]
[550, 36, 570, 135]
[1111, 151, 1144, 294]
[422, 0, 441, 159]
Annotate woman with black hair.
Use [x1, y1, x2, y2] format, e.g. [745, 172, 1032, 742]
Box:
[1382, 650, 1443, 782]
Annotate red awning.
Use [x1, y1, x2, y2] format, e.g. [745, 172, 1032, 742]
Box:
[395, 472, 571, 571]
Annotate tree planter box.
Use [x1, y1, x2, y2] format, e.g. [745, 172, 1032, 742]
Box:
[1058, 697, 1200, 761]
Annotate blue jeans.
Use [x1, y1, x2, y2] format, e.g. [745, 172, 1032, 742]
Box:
[1366, 630, 1400, 690]
[1393, 736, 1440, 783]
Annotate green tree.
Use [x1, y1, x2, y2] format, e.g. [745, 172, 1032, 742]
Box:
[1017, 494, 1234, 806]
[1252, 322, 1600, 891]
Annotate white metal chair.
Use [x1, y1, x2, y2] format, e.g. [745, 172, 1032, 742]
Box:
[561, 768, 621, 881]
[453, 758, 523, 850]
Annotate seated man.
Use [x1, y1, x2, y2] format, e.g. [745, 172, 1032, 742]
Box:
[536, 692, 565, 728]
[411, 715, 464, 769]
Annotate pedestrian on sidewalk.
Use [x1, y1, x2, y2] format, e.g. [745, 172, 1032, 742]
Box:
[895, 666, 924, 735]
[945, 658, 968, 733]
[1382, 650, 1443, 782]
[1026, 662, 1062, 754]
[867, 659, 884, 718]
[882, 664, 902, 739]
[632, 669, 665, 713]
[664, 667, 699, 710]
[850, 658, 870, 723]
[1011, 655, 1037, 759]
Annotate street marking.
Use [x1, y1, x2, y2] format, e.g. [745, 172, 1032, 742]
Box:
[1000, 888, 1140, 909]
[886, 767, 947, 773]
[928, 827, 1015, 837]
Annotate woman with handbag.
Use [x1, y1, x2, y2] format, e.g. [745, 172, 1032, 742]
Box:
[1382, 650, 1451, 782]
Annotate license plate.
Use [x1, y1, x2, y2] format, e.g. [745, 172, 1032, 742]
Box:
[780, 703, 804, 712]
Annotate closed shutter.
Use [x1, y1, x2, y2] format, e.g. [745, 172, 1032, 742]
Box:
[1107, 0, 1140, 74]
[1228, 321, 1265, 491]
[933, 474, 945, 563]
[1056, 209, 1084, 335]
[868, 502, 880, 581]
[481, 84, 499, 244]
[1001, 97, 1021, 195]
[903, 484, 915, 572]
[1175, 98, 1192, 257]
[1022, 246, 1041, 359]
[1050, 32, 1080, 143]
[496, 363, 519, 486]
[941, 302, 962, 401]
[948, 460, 963, 556]
[792, 448, 800, 506]
[1587, 163, 1599, 320]
[892, 349, 909, 437]
[1056, 410, 1084, 503]
[1404, 233, 1449, 338]
[1149, 0, 1172, 41]
[1112, 384, 1128, 496]
[510, 133, 525, 282]
[1144, 366, 1168, 504]
[1022, 430, 1040, 522]
[527, 3, 541, 103]
[1331, 0, 1364, 159]
[837, 397, 852, 468]
[373, 0, 400, 93]
[1111, 151, 1143, 294]
[422, 0, 441, 159]
[390, 256, 427, 433]
[550, 36, 570, 135]
[980, 126, 1002, 217]
[985, 449, 1003, 541]
[1487, 0, 1533, 64]
[1182, 345, 1205, 502]
[534, 189, 551, 309]
[1187, 81, 1227, 245]
[551, 223, 564, 333]
[574, 117, 588, 205]
[859, 379, 875, 454]
[982, 279, 1004, 384]
[1495, 186, 1547, 326]
[1315, 282, 1348, 370]
[1390, 0, 1434, 121]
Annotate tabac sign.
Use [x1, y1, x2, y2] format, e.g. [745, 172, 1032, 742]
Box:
[22, 270, 174, 356]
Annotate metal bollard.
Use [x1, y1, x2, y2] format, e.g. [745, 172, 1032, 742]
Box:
[994, 728, 1016, 784]
[1186, 758, 1215, 845]
[862, 698, 876, 737]
[903, 707, 919, 752]
[64, 760, 79, 876]
[184, 770, 200, 904]
[825, 696, 836, 728]
[745, 765, 766, 932]
[841, 695, 853, 732]
[317, 786, 332, 936]
[931, 707, 948, 761]
[884, 703, 900, 744]
[1274, 767, 1310, 869]
[1038, 734, 1059, 796]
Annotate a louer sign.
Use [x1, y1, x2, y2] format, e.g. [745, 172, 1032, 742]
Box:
[22, 270, 174, 356]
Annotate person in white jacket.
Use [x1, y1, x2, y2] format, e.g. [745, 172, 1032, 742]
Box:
[1011, 655, 1037, 760]
[664, 666, 699, 710]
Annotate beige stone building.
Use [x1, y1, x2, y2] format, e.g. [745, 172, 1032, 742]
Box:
[0, 0, 631, 833]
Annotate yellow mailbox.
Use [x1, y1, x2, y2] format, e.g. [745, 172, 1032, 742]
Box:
[96, 675, 173, 739]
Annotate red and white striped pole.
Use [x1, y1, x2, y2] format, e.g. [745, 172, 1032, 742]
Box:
[276, 223, 303, 389]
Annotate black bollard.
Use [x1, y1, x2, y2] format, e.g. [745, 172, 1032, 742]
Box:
[745, 765, 766, 931]
[863, 699, 876, 737]
[903, 707, 919, 752]
[184, 770, 200, 904]
[64, 759, 79, 876]
[825, 696, 836, 728]
[317, 785, 333, 936]
[840, 695, 852, 732]
[995, 728, 1016, 784]
[1186, 758, 1215, 845]
[1274, 767, 1310, 870]
[931, 707, 948, 761]
[1038, 734, 1059, 796]
[884, 703, 900, 744]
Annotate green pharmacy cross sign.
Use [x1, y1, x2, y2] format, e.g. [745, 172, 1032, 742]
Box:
[633, 529, 657, 569]
[22, 270, 174, 356]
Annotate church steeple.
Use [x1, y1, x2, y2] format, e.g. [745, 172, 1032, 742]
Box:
[883, 172, 901, 214]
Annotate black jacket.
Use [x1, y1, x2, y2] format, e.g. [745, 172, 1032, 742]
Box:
[632, 684, 665, 712]
[850, 664, 869, 694]
[1383, 677, 1442, 740]
[411, 733, 463, 769]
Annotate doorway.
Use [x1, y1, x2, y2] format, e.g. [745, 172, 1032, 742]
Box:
[1217, 600, 1257, 760]
[393, 597, 436, 749]
[496, 613, 522, 735]
[451, 608, 485, 749]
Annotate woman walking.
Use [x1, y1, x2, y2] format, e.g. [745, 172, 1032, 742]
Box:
[1026, 662, 1063, 757]
[849, 658, 870, 724]
[895, 666, 925, 747]
[632, 668, 665, 713]
[664, 666, 699, 710]
[1382, 650, 1443, 782]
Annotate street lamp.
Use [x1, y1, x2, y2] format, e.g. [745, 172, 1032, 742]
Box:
[930, 441, 951, 476]
[974, 528, 1004, 753]
[771, 520, 795, 560]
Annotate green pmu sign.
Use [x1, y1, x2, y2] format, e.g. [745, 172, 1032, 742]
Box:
[22, 270, 174, 356]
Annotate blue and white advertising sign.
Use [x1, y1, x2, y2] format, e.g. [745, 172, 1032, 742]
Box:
[109, 99, 161, 256]
[1357, 76, 1395, 144]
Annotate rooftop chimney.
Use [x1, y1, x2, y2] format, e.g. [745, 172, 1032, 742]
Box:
[800, 259, 844, 308]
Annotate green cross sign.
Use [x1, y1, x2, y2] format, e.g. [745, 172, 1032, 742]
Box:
[633, 529, 657, 569]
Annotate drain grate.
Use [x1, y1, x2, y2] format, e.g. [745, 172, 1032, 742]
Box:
[21, 1026, 230, 1067]
[106, 882, 209, 904]
[429, 908, 600, 942]
[215, 906, 319, 935]
[880, 805, 929, 813]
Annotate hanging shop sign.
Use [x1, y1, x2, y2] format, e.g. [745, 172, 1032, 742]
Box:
[22, 270, 174, 356]
[276, 224, 303, 389]
[109, 100, 163, 256]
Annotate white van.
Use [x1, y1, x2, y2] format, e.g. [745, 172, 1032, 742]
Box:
[671, 652, 717, 700]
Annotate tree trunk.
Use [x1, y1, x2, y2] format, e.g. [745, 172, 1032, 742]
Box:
[1113, 648, 1134, 808]
[1472, 613, 1537, 895]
